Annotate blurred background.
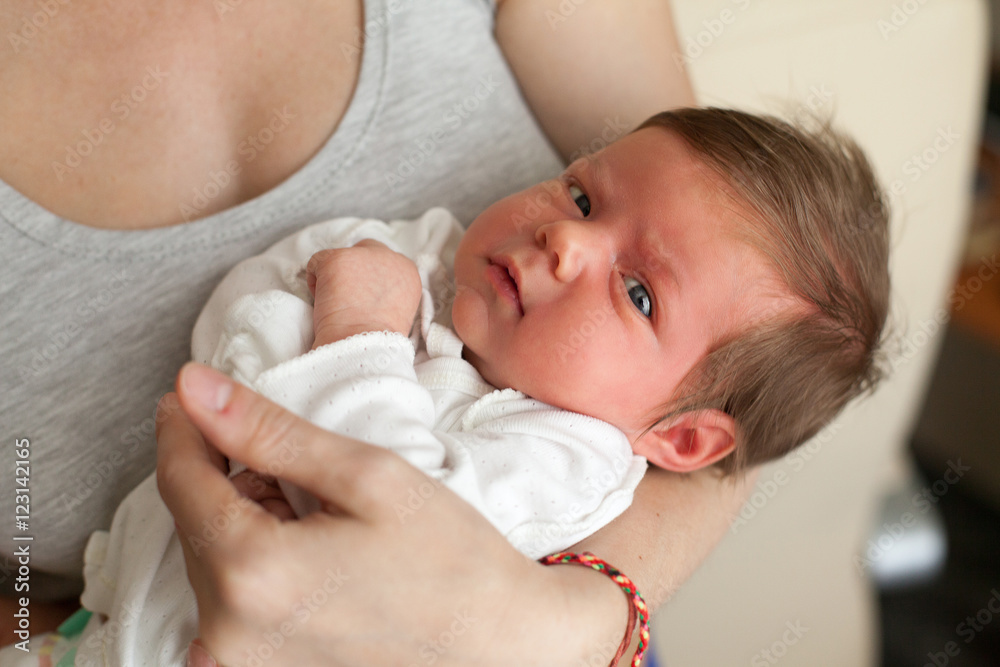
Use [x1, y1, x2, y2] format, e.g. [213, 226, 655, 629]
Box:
[650, 0, 997, 664]
[879, 2, 1000, 663]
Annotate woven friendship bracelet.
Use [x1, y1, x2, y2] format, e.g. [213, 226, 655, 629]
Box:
[539, 551, 649, 667]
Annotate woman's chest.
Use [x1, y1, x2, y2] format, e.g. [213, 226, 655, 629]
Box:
[0, 0, 363, 230]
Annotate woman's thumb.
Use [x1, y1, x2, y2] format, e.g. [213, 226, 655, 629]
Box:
[175, 363, 305, 472]
[174, 363, 373, 513]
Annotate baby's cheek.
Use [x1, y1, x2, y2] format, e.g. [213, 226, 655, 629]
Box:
[451, 284, 528, 392]
[452, 287, 488, 355]
[508, 332, 592, 404]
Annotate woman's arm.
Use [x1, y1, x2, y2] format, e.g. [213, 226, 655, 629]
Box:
[575, 465, 757, 611]
[495, 0, 696, 161]
[159, 364, 753, 666]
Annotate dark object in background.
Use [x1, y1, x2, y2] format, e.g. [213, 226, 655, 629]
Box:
[880, 72, 1000, 667]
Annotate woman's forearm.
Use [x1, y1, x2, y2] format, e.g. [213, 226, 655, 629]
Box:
[504, 467, 759, 667]
[573, 466, 758, 611]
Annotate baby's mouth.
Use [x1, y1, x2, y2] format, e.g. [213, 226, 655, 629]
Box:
[487, 260, 523, 315]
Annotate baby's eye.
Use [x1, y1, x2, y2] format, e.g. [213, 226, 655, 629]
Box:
[624, 277, 652, 318]
[569, 184, 591, 217]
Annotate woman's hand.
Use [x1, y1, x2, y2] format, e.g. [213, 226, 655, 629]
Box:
[228, 469, 296, 522]
[157, 363, 631, 667]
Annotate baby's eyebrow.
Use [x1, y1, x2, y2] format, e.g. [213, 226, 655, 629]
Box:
[644, 228, 680, 282]
[640, 227, 681, 329]
[568, 154, 608, 198]
[586, 156, 610, 197]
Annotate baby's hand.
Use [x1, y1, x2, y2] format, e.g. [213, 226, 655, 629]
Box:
[306, 240, 422, 349]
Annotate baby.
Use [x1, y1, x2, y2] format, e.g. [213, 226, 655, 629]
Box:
[0, 107, 891, 666]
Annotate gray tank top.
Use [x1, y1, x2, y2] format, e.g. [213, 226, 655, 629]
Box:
[0, 0, 563, 599]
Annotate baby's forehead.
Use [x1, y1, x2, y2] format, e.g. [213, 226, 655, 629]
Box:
[605, 129, 749, 209]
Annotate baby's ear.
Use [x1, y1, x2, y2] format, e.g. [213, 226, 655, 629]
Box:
[633, 409, 736, 473]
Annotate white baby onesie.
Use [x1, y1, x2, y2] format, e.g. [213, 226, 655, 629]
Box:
[70, 208, 646, 666]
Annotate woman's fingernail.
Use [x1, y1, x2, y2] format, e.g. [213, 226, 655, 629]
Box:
[186, 639, 218, 667]
[181, 364, 233, 412]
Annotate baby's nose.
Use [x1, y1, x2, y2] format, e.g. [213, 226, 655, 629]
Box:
[534, 220, 605, 282]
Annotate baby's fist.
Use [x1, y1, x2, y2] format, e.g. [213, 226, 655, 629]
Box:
[307, 240, 422, 348]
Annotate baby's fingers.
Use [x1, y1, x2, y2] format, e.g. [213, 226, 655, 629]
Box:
[305, 248, 342, 296]
[175, 363, 417, 522]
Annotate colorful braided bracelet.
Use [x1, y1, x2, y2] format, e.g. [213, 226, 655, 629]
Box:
[538, 551, 649, 667]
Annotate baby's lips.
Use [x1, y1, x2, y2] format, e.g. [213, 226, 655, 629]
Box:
[486, 262, 523, 315]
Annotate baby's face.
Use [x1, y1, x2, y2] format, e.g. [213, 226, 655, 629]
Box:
[452, 128, 782, 442]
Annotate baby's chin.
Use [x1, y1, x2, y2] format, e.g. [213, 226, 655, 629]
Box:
[450, 286, 509, 387]
[459, 345, 512, 390]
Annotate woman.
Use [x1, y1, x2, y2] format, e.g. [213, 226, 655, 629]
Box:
[0, 0, 753, 662]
